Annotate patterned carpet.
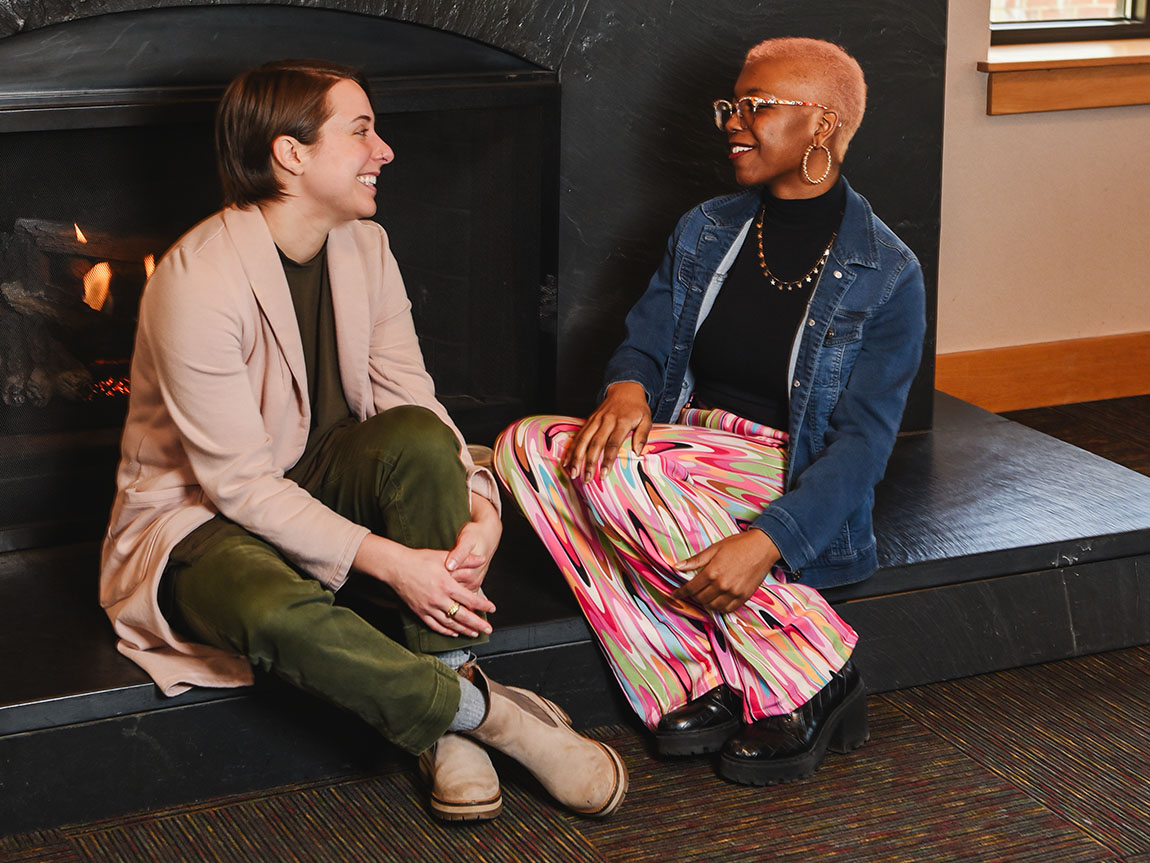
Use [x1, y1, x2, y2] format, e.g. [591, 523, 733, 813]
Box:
[4, 644, 1147, 863]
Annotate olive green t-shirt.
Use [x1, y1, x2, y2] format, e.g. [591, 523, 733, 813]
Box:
[279, 242, 355, 452]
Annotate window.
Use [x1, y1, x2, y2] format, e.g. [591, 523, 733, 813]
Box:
[991, 0, 1150, 43]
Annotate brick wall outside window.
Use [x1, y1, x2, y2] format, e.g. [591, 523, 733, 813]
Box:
[991, 0, 1126, 22]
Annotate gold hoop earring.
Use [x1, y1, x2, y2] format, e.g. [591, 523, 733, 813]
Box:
[802, 143, 832, 185]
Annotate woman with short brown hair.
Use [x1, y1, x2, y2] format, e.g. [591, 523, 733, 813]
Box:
[101, 59, 626, 824]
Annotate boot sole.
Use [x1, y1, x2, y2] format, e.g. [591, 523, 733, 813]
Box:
[716, 675, 869, 787]
[654, 716, 740, 756]
[427, 792, 504, 822]
[524, 689, 629, 818]
[418, 745, 503, 822]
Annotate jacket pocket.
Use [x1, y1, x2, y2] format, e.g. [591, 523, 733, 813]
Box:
[121, 484, 200, 509]
[824, 522, 857, 561]
[823, 311, 865, 346]
[818, 518, 874, 565]
[813, 311, 866, 393]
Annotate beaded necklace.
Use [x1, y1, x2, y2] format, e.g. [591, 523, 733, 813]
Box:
[755, 205, 836, 292]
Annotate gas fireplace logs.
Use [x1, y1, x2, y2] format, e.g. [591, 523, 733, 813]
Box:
[0, 219, 164, 407]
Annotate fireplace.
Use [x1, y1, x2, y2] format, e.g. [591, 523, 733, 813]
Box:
[0, 6, 559, 551]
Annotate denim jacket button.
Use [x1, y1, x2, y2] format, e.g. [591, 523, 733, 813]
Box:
[807, 318, 816, 327]
[793, 379, 801, 388]
[833, 270, 843, 279]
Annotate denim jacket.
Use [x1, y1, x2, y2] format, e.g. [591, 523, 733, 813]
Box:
[603, 179, 926, 589]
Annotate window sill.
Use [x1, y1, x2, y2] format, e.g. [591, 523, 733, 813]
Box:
[977, 38, 1150, 114]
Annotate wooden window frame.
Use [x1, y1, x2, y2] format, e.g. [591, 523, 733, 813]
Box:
[978, 37, 1150, 114]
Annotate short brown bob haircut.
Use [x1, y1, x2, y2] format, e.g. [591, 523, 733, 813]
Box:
[216, 59, 373, 209]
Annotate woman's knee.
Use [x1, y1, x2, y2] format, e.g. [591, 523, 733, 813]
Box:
[495, 415, 579, 467]
[365, 405, 461, 464]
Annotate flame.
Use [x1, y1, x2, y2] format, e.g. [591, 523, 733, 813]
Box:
[75, 223, 88, 244]
[144, 254, 156, 278]
[82, 261, 112, 312]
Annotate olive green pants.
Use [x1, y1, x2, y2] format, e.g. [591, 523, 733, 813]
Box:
[160, 405, 485, 755]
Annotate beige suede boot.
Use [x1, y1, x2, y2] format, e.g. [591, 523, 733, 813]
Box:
[463, 667, 628, 817]
[418, 733, 503, 821]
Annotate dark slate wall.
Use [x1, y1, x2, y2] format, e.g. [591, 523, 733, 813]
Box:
[0, 0, 945, 429]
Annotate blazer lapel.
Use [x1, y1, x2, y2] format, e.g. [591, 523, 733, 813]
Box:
[326, 221, 372, 418]
[221, 207, 308, 405]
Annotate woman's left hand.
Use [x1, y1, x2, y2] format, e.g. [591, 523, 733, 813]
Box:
[672, 529, 781, 614]
[445, 493, 502, 592]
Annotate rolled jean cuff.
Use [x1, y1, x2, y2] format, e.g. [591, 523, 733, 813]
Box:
[406, 618, 491, 655]
[391, 655, 465, 755]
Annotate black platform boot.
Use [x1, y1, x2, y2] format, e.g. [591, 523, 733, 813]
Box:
[654, 684, 742, 756]
[717, 662, 868, 786]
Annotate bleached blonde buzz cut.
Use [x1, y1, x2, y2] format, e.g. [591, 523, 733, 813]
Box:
[743, 37, 866, 160]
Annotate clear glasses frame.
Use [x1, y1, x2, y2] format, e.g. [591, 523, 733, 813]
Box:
[712, 95, 833, 130]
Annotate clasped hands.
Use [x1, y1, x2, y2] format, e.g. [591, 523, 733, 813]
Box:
[354, 492, 502, 639]
[563, 381, 781, 614]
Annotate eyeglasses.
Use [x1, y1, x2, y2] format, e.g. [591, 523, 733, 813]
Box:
[712, 96, 833, 130]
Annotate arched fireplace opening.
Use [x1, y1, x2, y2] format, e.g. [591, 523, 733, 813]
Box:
[0, 6, 560, 551]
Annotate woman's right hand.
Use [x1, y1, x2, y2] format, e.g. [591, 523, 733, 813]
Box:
[562, 381, 652, 482]
[353, 533, 495, 638]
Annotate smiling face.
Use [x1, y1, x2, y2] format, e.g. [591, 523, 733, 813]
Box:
[725, 58, 839, 199]
[292, 78, 394, 229]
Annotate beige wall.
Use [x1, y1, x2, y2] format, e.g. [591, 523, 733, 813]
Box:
[938, 0, 1150, 354]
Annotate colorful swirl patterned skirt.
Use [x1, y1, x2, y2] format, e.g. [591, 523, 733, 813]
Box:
[493, 408, 857, 729]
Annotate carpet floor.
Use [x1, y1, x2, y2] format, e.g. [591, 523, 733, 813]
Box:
[4, 644, 1147, 862]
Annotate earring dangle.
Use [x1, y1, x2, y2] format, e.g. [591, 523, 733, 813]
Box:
[802, 143, 832, 185]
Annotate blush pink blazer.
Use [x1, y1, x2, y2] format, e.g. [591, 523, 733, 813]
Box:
[99, 206, 499, 696]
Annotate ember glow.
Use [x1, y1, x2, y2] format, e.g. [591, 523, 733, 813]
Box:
[74, 223, 88, 244]
[94, 376, 131, 398]
[144, 254, 156, 278]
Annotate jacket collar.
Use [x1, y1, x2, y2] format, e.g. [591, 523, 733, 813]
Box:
[219, 206, 372, 417]
[698, 177, 880, 270]
[221, 206, 307, 398]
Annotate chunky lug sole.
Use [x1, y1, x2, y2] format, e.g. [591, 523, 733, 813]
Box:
[716, 678, 869, 787]
[427, 794, 503, 821]
[418, 756, 503, 822]
[427, 788, 504, 822]
[655, 715, 741, 757]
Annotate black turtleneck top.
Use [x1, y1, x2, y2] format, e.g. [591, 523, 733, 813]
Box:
[690, 176, 846, 430]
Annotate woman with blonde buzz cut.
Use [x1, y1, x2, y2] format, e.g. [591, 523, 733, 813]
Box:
[496, 37, 925, 786]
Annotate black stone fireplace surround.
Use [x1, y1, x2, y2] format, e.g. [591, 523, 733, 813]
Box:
[2, 0, 1148, 837]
